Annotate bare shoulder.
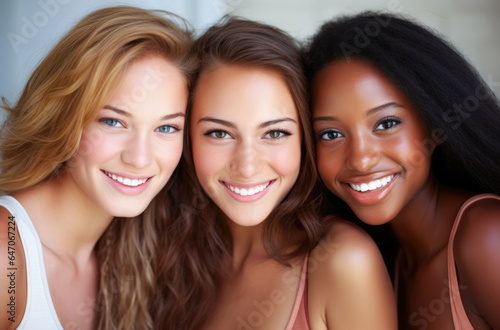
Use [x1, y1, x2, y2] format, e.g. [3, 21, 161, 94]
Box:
[454, 196, 500, 260]
[0, 205, 26, 329]
[453, 196, 500, 328]
[307, 217, 397, 330]
[311, 217, 382, 272]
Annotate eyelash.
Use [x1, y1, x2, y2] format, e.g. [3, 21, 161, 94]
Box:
[204, 129, 232, 139]
[317, 129, 343, 141]
[317, 116, 403, 141]
[98, 118, 180, 134]
[156, 125, 180, 134]
[203, 128, 292, 140]
[264, 129, 292, 139]
[99, 117, 123, 128]
[373, 116, 402, 131]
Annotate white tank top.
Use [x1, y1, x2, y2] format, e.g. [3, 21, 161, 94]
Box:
[0, 195, 63, 329]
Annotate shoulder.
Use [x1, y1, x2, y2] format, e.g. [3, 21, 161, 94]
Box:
[311, 217, 382, 271]
[307, 217, 397, 329]
[454, 195, 500, 259]
[453, 195, 500, 328]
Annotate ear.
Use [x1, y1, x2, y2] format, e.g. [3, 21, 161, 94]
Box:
[430, 127, 446, 151]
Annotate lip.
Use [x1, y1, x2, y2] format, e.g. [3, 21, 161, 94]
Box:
[343, 173, 399, 205]
[220, 179, 275, 203]
[102, 170, 153, 196]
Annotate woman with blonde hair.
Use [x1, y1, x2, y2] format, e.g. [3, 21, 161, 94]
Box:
[0, 6, 195, 329]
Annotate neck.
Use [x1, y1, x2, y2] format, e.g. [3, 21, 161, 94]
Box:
[389, 178, 472, 270]
[14, 174, 113, 264]
[226, 216, 268, 274]
[389, 177, 443, 268]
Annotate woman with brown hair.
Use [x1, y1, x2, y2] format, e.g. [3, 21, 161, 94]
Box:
[155, 17, 396, 329]
[0, 6, 195, 329]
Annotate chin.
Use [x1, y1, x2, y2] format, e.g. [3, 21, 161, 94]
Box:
[225, 211, 268, 227]
[107, 204, 148, 218]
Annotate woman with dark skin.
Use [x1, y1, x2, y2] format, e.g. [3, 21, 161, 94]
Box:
[304, 12, 500, 330]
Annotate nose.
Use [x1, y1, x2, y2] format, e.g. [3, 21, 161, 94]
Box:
[121, 132, 153, 169]
[229, 141, 262, 178]
[345, 133, 380, 173]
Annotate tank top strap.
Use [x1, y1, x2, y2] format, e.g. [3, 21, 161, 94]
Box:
[448, 193, 500, 330]
[285, 254, 309, 330]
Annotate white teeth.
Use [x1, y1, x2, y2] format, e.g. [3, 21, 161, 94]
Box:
[104, 171, 148, 187]
[227, 182, 270, 196]
[349, 175, 395, 193]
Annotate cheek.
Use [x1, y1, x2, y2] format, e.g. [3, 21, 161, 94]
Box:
[392, 132, 432, 174]
[191, 138, 225, 186]
[316, 145, 340, 187]
[269, 140, 302, 181]
[69, 127, 112, 171]
[157, 139, 184, 175]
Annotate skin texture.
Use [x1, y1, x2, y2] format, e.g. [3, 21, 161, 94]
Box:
[312, 59, 500, 329]
[313, 59, 432, 226]
[0, 55, 187, 329]
[191, 65, 301, 228]
[191, 64, 397, 329]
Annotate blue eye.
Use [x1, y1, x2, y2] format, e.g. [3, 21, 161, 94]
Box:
[156, 125, 178, 134]
[264, 129, 291, 139]
[318, 129, 343, 141]
[204, 130, 232, 139]
[374, 116, 402, 131]
[99, 118, 123, 127]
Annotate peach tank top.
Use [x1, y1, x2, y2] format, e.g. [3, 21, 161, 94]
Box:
[285, 254, 310, 330]
[395, 194, 499, 330]
[448, 194, 499, 329]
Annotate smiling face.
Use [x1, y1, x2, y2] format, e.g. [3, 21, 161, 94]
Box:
[190, 65, 301, 227]
[66, 55, 188, 218]
[312, 59, 432, 225]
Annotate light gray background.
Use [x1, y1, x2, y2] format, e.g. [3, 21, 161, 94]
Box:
[1, 0, 499, 120]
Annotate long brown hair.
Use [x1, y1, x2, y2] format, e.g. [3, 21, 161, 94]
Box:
[155, 17, 323, 329]
[0, 6, 196, 329]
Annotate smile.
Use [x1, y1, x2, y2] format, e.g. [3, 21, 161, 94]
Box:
[103, 171, 149, 187]
[224, 181, 271, 196]
[349, 174, 395, 193]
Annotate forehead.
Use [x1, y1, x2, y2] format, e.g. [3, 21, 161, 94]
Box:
[191, 64, 298, 122]
[312, 59, 411, 114]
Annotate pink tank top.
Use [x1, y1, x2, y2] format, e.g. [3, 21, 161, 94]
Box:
[395, 194, 499, 330]
[285, 254, 310, 330]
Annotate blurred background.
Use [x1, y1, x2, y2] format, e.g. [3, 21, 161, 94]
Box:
[1, 0, 499, 119]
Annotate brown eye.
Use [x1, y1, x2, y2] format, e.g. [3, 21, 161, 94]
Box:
[215, 131, 227, 138]
[264, 130, 290, 139]
[374, 116, 402, 131]
[318, 129, 343, 141]
[204, 130, 232, 139]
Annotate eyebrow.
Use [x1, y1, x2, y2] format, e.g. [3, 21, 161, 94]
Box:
[103, 105, 185, 120]
[312, 102, 404, 123]
[197, 117, 236, 128]
[366, 102, 404, 116]
[197, 117, 297, 129]
[258, 118, 296, 129]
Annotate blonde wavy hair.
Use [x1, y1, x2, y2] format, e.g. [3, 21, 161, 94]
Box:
[0, 6, 196, 329]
